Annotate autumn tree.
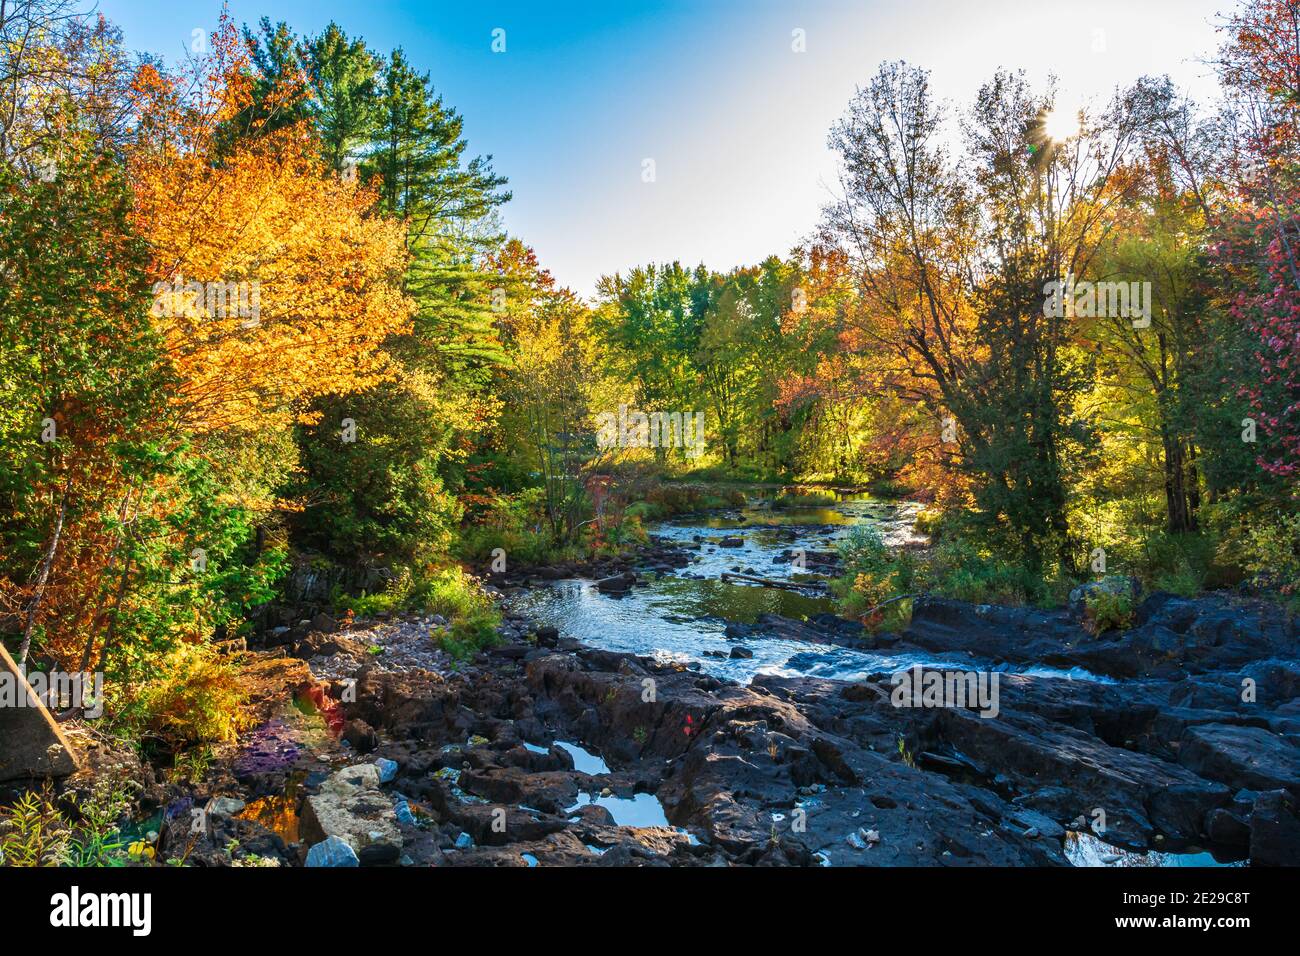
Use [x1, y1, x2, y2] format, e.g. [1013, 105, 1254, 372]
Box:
[824, 62, 1148, 571]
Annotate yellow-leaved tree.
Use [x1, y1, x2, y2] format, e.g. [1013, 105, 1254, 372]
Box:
[127, 17, 413, 436]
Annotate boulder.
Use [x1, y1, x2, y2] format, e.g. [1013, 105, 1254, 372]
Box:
[1249, 790, 1300, 866]
[594, 573, 635, 594]
[358, 842, 401, 866]
[207, 796, 246, 818]
[309, 612, 340, 634]
[300, 763, 402, 854]
[342, 718, 379, 754]
[1206, 807, 1251, 848]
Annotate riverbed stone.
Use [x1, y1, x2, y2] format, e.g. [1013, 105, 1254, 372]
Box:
[278, 549, 1299, 868]
[1178, 723, 1300, 795]
[300, 763, 401, 854]
[1249, 789, 1300, 866]
[305, 835, 359, 867]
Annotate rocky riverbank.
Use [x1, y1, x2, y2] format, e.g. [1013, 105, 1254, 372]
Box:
[115, 570, 1300, 868]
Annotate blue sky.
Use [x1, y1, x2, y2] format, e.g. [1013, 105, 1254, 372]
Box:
[99, 0, 1228, 297]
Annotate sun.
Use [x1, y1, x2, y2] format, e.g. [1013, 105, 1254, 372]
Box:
[1042, 108, 1080, 143]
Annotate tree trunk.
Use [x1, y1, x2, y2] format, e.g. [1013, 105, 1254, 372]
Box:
[18, 497, 67, 669]
[1162, 434, 1196, 534]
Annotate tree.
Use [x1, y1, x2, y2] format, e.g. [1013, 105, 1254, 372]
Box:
[305, 23, 380, 174]
[1212, 0, 1300, 480]
[127, 18, 414, 436]
[824, 62, 1145, 571]
[371, 48, 510, 375]
[490, 240, 598, 542]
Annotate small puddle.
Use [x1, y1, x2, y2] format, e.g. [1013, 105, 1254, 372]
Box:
[555, 741, 611, 775]
[1064, 832, 1245, 867]
[236, 769, 308, 844]
[566, 792, 671, 828]
[238, 794, 302, 845]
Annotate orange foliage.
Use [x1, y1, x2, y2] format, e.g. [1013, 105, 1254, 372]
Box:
[126, 17, 413, 434]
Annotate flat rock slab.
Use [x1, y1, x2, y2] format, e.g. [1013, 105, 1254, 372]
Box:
[0, 644, 80, 781]
[1178, 723, 1300, 795]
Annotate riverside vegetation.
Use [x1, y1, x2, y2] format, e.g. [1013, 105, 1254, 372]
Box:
[1, 0, 1299, 867]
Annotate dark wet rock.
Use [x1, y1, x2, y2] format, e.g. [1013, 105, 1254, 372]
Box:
[1206, 807, 1251, 848]
[718, 536, 744, 547]
[342, 718, 379, 754]
[903, 592, 1299, 680]
[1177, 723, 1300, 795]
[729, 646, 754, 659]
[724, 612, 866, 649]
[309, 612, 340, 634]
[358, 841, 401, 866]
[773, 548, 840, 571]
[1249, 789, 1300, 866]
[595, 572, 636, 594]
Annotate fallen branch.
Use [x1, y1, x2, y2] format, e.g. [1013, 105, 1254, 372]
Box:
[720, 572, 827, 592]
[862, 592, 922, 618]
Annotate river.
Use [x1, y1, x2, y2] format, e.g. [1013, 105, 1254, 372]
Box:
[508, 492, 1103, 684]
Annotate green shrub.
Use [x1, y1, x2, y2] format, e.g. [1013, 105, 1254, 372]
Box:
[342, 565, 503, 661]
[635, 482, 747, 515]
[0, 777, 136, 867]
[832, 526, 916, 630]
[865, 476, 911, 499]
[773, 489, 837, 509]
[1153, 563, 1203, 598]
[338, 566, 504, 660]
[1243, 512, 1300, 596]
[112, 642, 249, 747]
[438, 608, 502, 661]
[912, 508, 944, 539]
[0, 788, 66, 867]
[923, 538, 1039, 606]
[600, 513, 649, 551]
[1083, 589, 1135, 634]
[1131, 529, 1217, 594]
[624, 501, 666, 522]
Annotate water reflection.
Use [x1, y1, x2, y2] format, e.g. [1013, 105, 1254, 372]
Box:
[1064, 831, 1244, 867]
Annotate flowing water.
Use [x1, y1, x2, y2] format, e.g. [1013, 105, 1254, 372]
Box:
[508, 492, 1102, 684]
[507, 491, 1229, 863]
